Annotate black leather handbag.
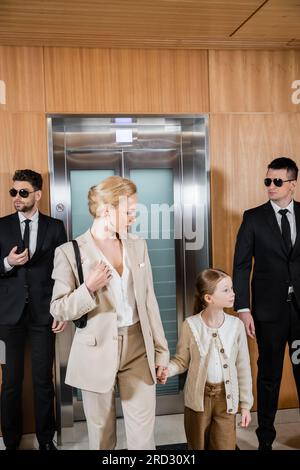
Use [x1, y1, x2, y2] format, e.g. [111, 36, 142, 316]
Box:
[71, 240, 88, 329]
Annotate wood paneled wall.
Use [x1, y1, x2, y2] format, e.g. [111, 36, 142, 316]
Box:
[0, 46, 49, 215]
[0, 46, 45, 112]
[1, 47, 300, 435]
[208, 50, 300, 408]
[209, 113, 300, 408]
[209, 50, 300, 113]
[44, 48, 209, 113]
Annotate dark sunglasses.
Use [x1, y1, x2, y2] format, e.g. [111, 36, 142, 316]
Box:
[264, 178, 295, 188]
[9, 188, 37, 198]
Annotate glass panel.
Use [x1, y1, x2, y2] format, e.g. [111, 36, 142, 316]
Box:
[130, 168, 179, 395]
[70, 169, 114, 238]
[50, 115, 209, 420]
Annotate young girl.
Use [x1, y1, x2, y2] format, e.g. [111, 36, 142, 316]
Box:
[167, 268, 253, 450]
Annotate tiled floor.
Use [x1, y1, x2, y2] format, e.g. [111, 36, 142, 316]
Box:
[1, 410, 299, 450]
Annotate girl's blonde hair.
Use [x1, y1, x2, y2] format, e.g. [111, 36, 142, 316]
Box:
[193, 268, 229, 315]
[88, 176, 137, 218]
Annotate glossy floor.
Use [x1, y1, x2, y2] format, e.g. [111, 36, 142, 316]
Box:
[0, 410, 299, 450]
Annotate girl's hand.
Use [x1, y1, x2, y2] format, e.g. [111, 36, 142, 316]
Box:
[240, 409, 251, 427]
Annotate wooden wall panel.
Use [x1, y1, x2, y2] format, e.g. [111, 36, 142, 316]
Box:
[210, 113, 300, 408]
[44, 48, 209, 114]
[0, 113, 49, 217]
[209, 50, 300, 112]
[0, 46, 45, 112]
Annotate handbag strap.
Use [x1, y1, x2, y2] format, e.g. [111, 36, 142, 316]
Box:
[71, 240, 84, 285]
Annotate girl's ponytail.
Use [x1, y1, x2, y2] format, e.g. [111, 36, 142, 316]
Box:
[193, 292, 204, 315]
[193, 268, 229, 315]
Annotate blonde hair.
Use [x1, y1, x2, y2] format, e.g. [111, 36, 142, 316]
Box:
[193, 268, 229, 315]
[88, 176, 137, 218]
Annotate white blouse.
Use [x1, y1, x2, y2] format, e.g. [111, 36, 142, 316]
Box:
[97, 240, 139, 328]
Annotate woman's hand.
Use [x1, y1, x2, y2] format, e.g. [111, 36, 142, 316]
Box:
[85, 260, 112, 294]
[52, 319, 67, 333]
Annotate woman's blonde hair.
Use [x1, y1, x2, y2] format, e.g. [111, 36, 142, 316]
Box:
[88, 176, 137, 218]
[193, 268, 229, 315]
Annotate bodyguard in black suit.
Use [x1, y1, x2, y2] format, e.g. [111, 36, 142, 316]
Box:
[233, 157, 300, 450]
[0, 169, 67, 450]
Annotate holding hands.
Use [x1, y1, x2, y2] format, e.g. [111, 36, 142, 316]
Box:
[156, 366, 169, 384]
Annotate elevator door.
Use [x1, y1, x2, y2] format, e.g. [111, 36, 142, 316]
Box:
[49, 116, 210, 425]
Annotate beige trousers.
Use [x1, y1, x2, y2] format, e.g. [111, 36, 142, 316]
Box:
[184, 382, 236, 450]
[81, 322, 156, 450]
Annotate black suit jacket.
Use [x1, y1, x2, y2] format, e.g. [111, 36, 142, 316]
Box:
[233, 200, 300, 322]
[0, 212, 67, 325]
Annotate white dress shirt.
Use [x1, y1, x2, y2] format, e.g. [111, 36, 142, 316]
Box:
[4, 210, 39, 271]
[96, 239, 139, 328]
[271, 199, 296, 294]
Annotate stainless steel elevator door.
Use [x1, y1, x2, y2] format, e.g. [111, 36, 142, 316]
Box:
[49, 115, 210, 425]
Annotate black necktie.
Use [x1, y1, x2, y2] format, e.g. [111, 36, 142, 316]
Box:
[23, 219, 31, 259]
[278, 209, 292, 254]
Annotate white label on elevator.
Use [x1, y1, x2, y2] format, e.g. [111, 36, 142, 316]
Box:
[116, 129, 133, 143]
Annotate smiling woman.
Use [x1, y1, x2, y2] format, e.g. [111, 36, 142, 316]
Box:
[50, 175, 169, 450]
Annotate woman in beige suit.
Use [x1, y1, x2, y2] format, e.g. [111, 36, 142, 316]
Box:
[50, 176, 169, 450]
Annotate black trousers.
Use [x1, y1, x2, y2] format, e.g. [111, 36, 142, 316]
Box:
[0, 305, 56, 448]
[255, 294, 300, 446]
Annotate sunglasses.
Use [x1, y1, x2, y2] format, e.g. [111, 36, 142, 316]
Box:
[264, 178, 295, 188]
[9, 188, 37, 198]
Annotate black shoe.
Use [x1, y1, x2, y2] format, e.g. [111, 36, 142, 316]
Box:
[39, 442, 58, 451]
[258, 443, 272, 450]
[5, 446, 18, 451]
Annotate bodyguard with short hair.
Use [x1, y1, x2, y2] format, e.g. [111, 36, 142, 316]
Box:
[0, 169, 67, 450]
[233, 157, 300, 450]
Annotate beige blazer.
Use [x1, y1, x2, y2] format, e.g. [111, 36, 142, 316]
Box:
[168, 313, 253, 414]
[50, 230, 169, 394]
